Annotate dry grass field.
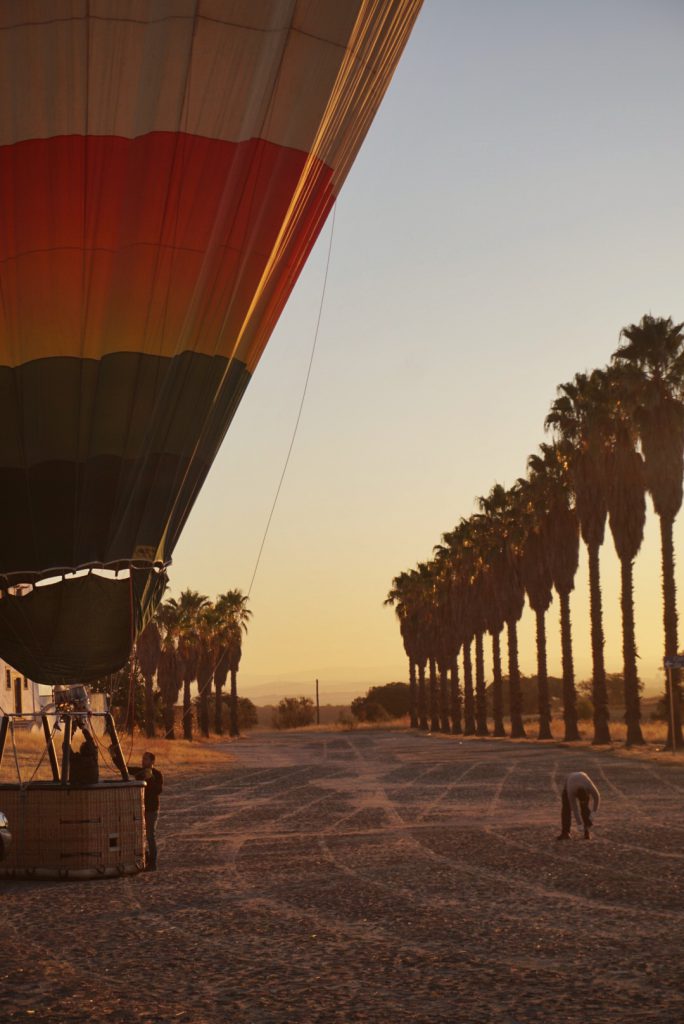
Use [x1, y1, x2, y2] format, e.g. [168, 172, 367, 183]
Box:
[2, 725, 684, 1023]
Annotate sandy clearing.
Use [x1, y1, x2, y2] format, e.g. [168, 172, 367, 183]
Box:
[2, 730, 683, 1024]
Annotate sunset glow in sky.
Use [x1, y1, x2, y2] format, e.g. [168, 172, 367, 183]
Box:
[169, 0, 684, 702]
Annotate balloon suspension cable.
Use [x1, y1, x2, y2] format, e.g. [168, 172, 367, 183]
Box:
[91, 724, 123, 778]
[27, 717, 59, 784]
[125, 571, 137, 761]
[246, 202, 337, 599]
[9, 718, 22, 786]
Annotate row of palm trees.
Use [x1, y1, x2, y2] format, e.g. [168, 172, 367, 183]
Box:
[386, 315, 684, 747]
[134, 587, 252, 740]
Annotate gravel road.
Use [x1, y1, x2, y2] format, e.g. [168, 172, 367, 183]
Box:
[3, 730, 684, 1023]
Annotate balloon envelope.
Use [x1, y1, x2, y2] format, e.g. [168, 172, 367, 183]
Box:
[0, 0, 422, 683]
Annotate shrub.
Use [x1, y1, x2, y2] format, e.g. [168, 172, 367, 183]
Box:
[222, 695, 258, 731]
[351, 682, 410, 720]
[351, 698, 390, 722]
[272, 696, 316, 730]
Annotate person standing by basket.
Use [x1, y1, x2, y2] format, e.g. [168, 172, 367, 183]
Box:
[131, 751, 163, 871]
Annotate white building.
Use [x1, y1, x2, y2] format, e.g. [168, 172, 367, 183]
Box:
[0, 661, 41, 719]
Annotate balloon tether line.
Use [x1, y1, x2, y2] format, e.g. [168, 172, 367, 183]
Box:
[247, 202, 337, 599]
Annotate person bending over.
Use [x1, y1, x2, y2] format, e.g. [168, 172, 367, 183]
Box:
[558, 771, 600, 840]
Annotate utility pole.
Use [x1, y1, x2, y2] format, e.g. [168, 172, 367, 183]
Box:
[315, 678, 320, 725]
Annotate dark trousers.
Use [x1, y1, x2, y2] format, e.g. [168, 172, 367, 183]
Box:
[145, 811, 159, 867]
[561, 787, 592, 834]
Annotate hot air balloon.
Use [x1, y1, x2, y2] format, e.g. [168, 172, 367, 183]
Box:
[0, 0, 423, 686]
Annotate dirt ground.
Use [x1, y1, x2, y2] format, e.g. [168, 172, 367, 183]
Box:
[2, 730, 684, 1024]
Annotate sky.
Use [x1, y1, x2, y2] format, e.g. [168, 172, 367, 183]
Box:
[168, 0, 684, 704]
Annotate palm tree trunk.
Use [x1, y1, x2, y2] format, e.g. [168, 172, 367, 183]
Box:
[199, 677, 211, 738]
[620, 557, 644, 746]
[144, 675, 155, 739]
[535, 609, 552, 739]
[474, 632, 489, 735]
[587, 542, 611, 743]
[409, 659, 418, 728]
[463, 639, 475, 735]
[214, 680, 224, 735]
[183, 679, 193, 741]
[660, 514, 683, 748]
[439, 660, 451, 733]
[429, 656, 440, 732]
[450, 652, 462, 734]
[507, 619, 526, 738]
[558, 589, 579, 741]
[229, 669, 240, 737]
[418, 662, 428, 730]
[162, 702, 175, 740]
[491, 630, 505, 737]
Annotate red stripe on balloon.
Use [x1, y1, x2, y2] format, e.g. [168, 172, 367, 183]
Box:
[0, 133, 334, 364]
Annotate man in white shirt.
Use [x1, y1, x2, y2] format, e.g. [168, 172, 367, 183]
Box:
[557, 771, 600, 840]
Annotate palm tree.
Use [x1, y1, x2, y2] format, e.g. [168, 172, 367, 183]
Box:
[477, 548, 507, 737]
[154, 600, 184, 739]
[431, 553, 456, 733]
[613, 315, 684, 747]
[527, 444, 580, 741]
[215, 589, 252, 738]
[476, 485, 526, 738]
[156, 638, 179, 739]
[469, 533, 490, 736]
[515, 476, 554, 739]
[461, 635, 475, 735]
[136, 620, 161, 738]
[407, 563, 432, 732]
[385, 571, 419, 728]
[163, 589, 209, 741]
[601, 365, 647, 745]
[435, 526, 470, 735]
[418, 567, 440, 734]
[196, 604, 217, 738]
[447, 520, 479, 735]
[546, 371, 611, 744]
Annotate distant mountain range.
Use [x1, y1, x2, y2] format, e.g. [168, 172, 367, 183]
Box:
[239, 680, 374, 706]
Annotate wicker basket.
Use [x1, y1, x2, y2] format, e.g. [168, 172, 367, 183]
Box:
[0, 781, 145, 879]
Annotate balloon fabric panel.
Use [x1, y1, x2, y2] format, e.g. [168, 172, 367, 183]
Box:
[0, 0, 423, 683]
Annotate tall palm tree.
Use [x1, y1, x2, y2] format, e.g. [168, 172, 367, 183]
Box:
[196, 604, 217, 738]
[136, 620, 161, 738]
[546, 371, 611, 744]
[477, 547, 507, 737]
[527, 444, 580, 741]
[469, 529, 490, 737]
[436, 525, 469, 735]
[613, 315, 684, 747]
[385, 571, 419, 728]
[461, 634, 475, 735]
[431, 552, 456, 734]
[476, 485, 526, 738]
[408, 564, 432, 732]
[515, 476, 554, 739]
[215, 589, 252, 738]
[164, 589, 209, 741]
[156, 638, 179, 739]
[602, 365, 647, 745]
[452, 519, 480, 736]
[416, 565, 440, 732]
[154, 600, 184, 739]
